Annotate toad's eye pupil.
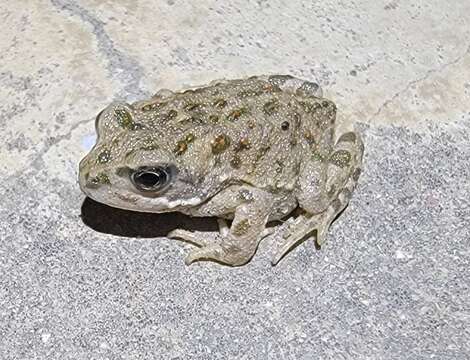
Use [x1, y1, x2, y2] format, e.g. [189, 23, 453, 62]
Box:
[131, 166, 170, 192]
[138, 172, 162, 187]
[281, 121, 289, 130]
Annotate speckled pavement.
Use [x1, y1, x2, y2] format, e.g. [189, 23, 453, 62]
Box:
[1, 1, 469, 359]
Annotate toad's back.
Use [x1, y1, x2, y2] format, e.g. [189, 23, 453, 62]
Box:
[131, 75, 337, 190]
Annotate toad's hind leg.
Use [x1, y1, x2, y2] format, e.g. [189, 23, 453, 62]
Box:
[272, 131, 364, 265]
[169, 186, 275, 266]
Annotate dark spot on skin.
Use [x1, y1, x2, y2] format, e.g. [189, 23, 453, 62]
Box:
[227, 108, 247, 121]
[185, 133, 195, 142]
[292, 112, 301, 124]
[164, 109, 178, 121]
[263, 100, 280, 115]
[254, 145, 271, 164]
[213, 99, 227, 108]
[181, 116, 203, 125]
[235, 138, 251, 151]
[115, 109, 138, 130]
[209, 114, 219, 123]
[281, 121, 290, 131]
[142, 102, 167, 112]
[87, 172, 110, 188]
[211, 134, 231, 154]
[350, 70, 357, 76]
[238, 189, 254, 202]
[97, 149, 111, 164]
[230, 155, 241, 169]
[298, 101, 310, 113]
[352, 168, 362, 181]
[174, 140, 188, 155]
[322, 100, 330, 108]
[328, 103, 337, 119]
[232, 218, 250, 236]
[184, 103, 202, 111]
[331, 198, 342, 212]
[304, 130, 316, 145]
[329, 150, 352, 168]
[125, 150, 135, 159]
[312, 102, 322, 112]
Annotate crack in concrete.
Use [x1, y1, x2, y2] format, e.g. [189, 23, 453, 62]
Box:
[32, 116, 92, 169]
[4, 1, 154, 191]
[369, 44, 470, 122]
[1, 117, 92, 188]
[50, 0, 148, 100]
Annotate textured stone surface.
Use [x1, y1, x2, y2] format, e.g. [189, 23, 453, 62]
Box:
[1, 1, 469, 359]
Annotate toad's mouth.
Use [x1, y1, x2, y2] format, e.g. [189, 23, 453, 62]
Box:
[112, 190, 203, 213]
[82, 185, 203, 214]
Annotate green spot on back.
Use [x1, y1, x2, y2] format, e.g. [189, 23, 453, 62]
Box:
[115, 109, 136, 130]
[209, 114, 219, 123]
[164, 109, 178, 121]
[312, 152, 326, 162]
[97, 149, 111, 164]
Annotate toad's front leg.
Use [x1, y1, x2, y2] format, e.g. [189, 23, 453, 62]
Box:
[170, 186, 274, 266]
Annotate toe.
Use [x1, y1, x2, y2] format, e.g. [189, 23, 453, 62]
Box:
[167, 229, 192, 240]
[167, 229, 207, 247]
[184, 245, 223, 265]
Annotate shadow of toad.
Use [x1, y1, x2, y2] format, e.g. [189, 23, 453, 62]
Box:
[80, 197, 218, 238]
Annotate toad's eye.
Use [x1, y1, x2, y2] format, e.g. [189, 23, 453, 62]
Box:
[130, 166, 171, 192]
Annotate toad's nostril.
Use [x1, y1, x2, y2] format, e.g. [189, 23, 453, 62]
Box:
[85, 172, 111, 189]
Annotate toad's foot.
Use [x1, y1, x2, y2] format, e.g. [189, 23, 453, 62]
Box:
[271, 187, 354, 266]
[184, 241, 241, 266]
[272, 131, 364, 265]
[184, 227, 275, 266]
[167, 218, 229, 247]
[167, 229, 216, 247]
[271, 213, 324, 265]
[171, 186, 274, 266]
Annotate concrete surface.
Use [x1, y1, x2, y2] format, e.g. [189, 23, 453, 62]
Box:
[1, 0, 469, 359]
